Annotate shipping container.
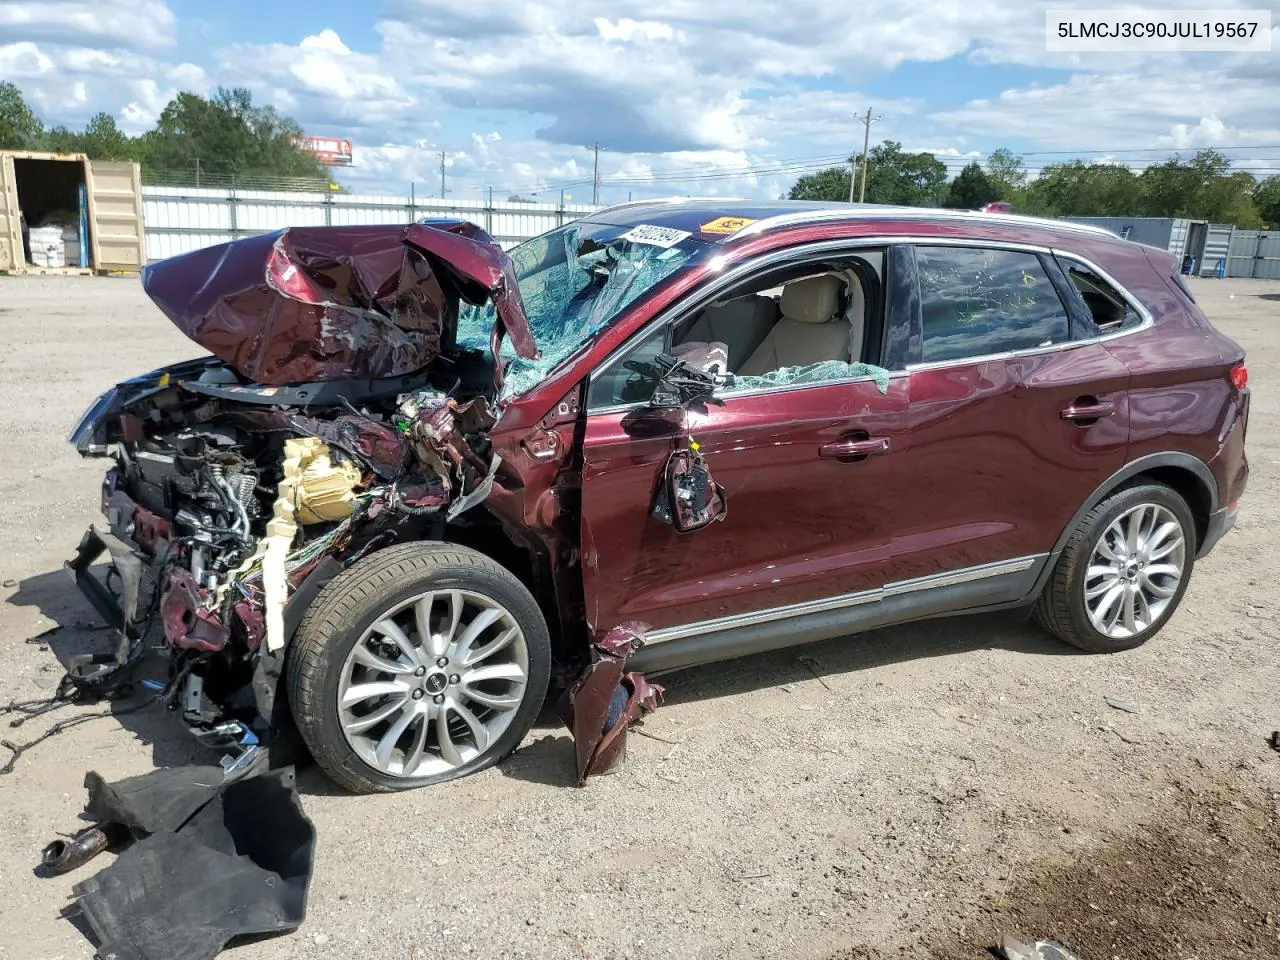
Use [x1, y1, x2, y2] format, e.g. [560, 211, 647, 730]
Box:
[0, 150, 146, 274]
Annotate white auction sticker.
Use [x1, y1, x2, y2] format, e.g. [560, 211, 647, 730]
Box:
[620, 225, 692, 248]
[1047, 9, 1271, 51]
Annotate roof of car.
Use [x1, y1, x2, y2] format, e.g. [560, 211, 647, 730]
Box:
[581, 198, 1121, 244]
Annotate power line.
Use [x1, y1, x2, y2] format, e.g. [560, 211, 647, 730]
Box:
[472, 143, 1280, 200]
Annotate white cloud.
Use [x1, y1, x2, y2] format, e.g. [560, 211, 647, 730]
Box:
[931, 58, 1280, 154]
[594, 18, 675, 42]
[3, 0, 1280, 202]
[0, 41, 55, 75]
[0, 0, 176, 50]
[166, 62, 207, 89]
[215, 30, 417, 133]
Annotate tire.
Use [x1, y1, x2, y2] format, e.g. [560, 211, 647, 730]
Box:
[1033, 483, 1196, 653]
[286, 542, 551, 793]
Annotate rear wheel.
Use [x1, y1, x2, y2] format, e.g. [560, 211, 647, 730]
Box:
[1033, 483, 1195, 653]
[286, 542, 551, 793]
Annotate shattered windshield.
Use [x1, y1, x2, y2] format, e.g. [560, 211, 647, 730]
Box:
[457, 221, 708, 397]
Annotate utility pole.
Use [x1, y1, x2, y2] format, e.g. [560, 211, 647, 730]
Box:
[852, 108, 881, 204]
[439, 151, 447, 199]
[592, 142, 601, 206]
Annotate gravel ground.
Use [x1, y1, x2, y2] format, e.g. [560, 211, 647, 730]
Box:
[0, 275, 1278, 960]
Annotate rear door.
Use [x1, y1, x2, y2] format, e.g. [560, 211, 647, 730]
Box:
[86, 159, 146, 271]
[879, 243, 1130, 586]
[0, 155, 21, 272]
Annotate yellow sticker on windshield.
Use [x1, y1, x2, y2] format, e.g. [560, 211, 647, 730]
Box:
[698, 216, 757, 236]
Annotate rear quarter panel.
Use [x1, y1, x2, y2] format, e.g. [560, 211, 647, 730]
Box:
[1088, 240, 1246, 508]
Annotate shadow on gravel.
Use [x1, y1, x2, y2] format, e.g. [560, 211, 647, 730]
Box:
[9, 567, 1077, 789]
[9, 569, 219, 771]
[657, 610, 1074, 708]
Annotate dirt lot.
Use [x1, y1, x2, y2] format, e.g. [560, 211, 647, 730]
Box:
[1, 275, 1278, 960]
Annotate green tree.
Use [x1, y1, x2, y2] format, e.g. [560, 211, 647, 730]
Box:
[40, 113, 140, 160]
[1254, 177, 1280, 228]
[0, 81, 43, 148]
[863, 141, 948, 206]
[1138, 150, 1261, 226]
[142, 87, 326, 180]
[787, 142, 947, 206]
[985, 148, 1027, 198]
[81, 113, 137, 160]
[944, 162, 999, 209]
[1025, 161, 1141, 216]
[787, 166, 853, 201]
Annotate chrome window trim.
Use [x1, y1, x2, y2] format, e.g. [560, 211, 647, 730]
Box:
[904, 242, 1154, 373]
[644, 555, 1043, 645]
[584, 236, 1154, 415]
[732, 207, 1119, 242]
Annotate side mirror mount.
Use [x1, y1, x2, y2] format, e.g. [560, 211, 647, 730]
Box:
[651, 447, 727, 533]
[646, 351, 733, 412]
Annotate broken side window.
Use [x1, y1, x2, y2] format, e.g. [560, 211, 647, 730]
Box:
[730, 360, 890, 394]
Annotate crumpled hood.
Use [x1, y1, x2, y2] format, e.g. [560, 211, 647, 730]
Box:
[141, 220, 538, 386]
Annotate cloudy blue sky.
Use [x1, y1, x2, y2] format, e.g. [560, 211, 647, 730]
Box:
[2, 0, 1279, 202]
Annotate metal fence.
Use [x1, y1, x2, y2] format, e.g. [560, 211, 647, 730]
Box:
[142, 186, 602, 261]
[1225, 229, 1280, 280]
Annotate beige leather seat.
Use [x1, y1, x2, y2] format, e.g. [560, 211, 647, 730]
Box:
[680, 294, 777, 371]
[737, 275, 852, 376]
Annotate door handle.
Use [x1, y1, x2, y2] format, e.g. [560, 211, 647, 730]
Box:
[1060, 399, 1115, 422]
[819, 437, 891, 460]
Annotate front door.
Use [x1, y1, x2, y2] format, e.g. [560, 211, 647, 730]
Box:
[579, 374, 909, 636]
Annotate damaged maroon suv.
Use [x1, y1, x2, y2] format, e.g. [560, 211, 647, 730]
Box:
[66, 202, 1249, 792]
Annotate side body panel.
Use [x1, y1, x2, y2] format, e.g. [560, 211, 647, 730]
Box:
[880, 345, 1130, 585]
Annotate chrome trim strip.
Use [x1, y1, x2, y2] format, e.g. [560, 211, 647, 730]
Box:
[881, 555, 1038, 597]
[733, 207, 1119, 242]
[644, 554, 1045, 645]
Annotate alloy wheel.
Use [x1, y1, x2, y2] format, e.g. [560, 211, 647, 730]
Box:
[1083, 503, 1186, 640]
[337, 590, 529, 778]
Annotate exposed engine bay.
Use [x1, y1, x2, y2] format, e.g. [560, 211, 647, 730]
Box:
[69, 356, 506, 754]
[65, 219, 535, 759]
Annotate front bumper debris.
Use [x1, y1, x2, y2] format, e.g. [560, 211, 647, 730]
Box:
[562, 622, 664, 786]
[64, 526, 149, 692]
[50, 765, 315, 960]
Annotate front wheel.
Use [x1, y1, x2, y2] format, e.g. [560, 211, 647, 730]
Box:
[1034, 483, 1195, 653]
[286, 542, 551, 793]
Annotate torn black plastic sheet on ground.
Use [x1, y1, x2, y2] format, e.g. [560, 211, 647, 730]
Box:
[68, 765, 315, 960]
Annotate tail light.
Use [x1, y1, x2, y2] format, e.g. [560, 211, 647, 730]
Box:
[1230, 362, 1248, 390]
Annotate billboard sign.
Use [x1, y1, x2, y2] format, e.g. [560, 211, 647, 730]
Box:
[290, 135, 354, 167]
